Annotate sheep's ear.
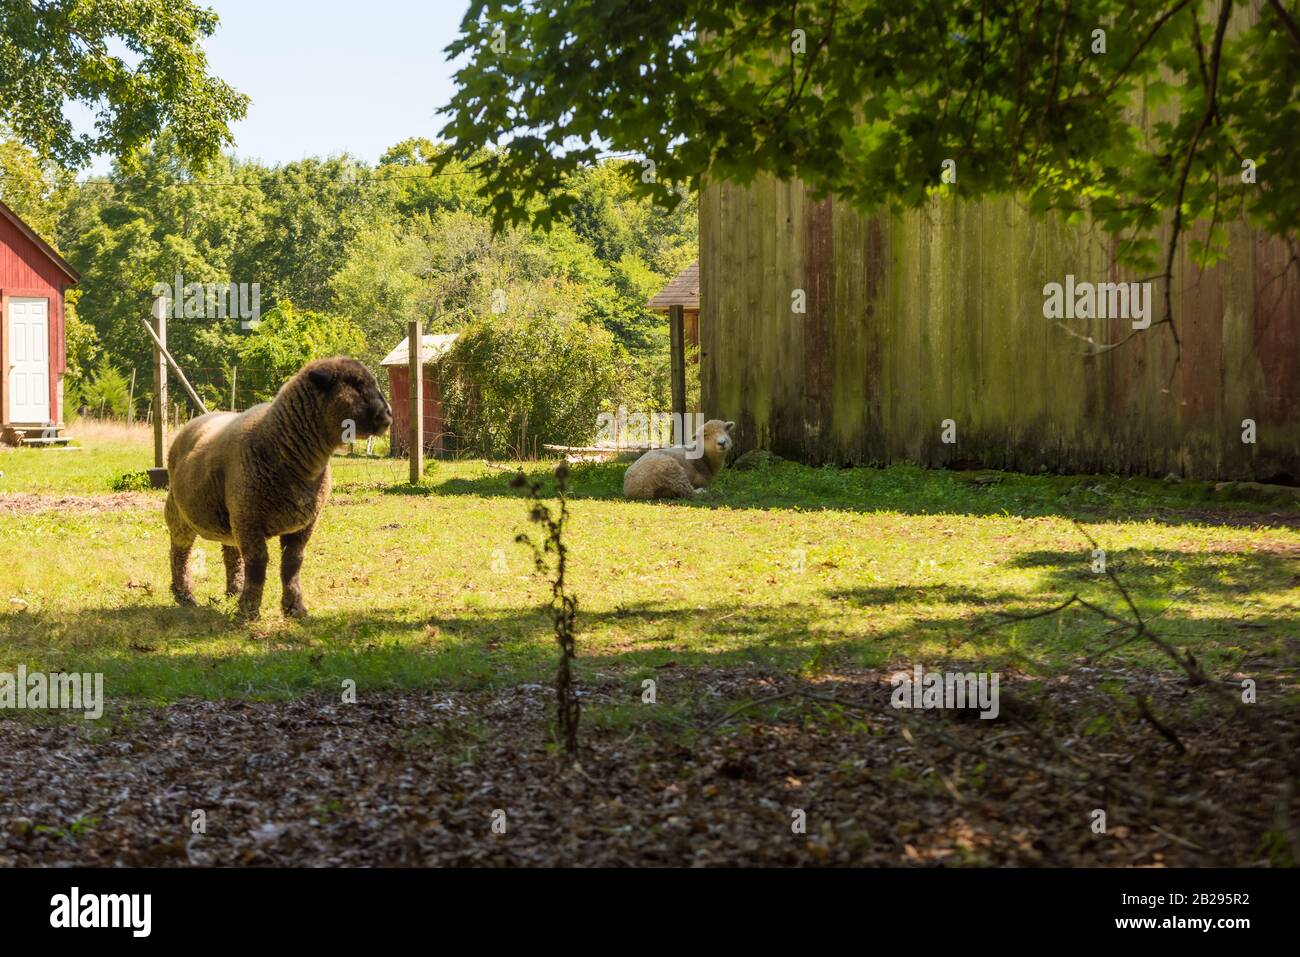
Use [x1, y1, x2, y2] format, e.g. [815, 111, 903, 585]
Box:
[307, 366, 337, 391]
[725, 420, 736, 432]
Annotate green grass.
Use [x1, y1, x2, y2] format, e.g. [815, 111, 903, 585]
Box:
[1, 433, 1296, 714]
[0, 437, 149, 494]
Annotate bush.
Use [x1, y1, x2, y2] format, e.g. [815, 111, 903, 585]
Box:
[236, 301, 367, 401]
[77, 358, 131, 418]
[63, 380, 83, 423]
[109, 470, 152, 492]
[442, 312, 626, 458]
[63, 290, 102, 383]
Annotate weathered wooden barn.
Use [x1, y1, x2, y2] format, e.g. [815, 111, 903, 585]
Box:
[381, 332, 458, 457]
[699, 180, 1299, 482]
[0, 200, 80, 442]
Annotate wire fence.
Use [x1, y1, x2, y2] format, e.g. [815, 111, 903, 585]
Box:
[78, 363, 489, 459]
[72, 359, 679, 484]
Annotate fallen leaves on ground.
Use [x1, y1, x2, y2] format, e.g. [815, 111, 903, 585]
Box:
[0, 666, 1294, 867]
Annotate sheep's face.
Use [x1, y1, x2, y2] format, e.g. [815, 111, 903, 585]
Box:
[305, 358, 393, 440]
[698, 419, 736, 460]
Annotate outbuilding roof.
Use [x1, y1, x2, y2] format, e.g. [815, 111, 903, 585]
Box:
[647, 260, 698, 310]
[379, 332, 460, 367]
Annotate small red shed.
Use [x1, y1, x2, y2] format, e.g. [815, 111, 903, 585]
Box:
[381, 332, 459, 457]
[0, 200, 80, 437]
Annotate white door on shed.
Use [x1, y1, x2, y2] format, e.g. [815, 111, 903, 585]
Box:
[8, 297, 50, 423]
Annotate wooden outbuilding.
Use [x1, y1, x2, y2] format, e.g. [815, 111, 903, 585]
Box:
[647, 260, 700, 352]
[0, 200, 80, 444]
[699, 177, 1299, 480]
[380, 332, 458, 457]
[648, 260, 701, 421]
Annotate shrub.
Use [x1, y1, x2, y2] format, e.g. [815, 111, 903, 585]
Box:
[63, 290, 102, 384]
[236, 301, 367, 401]
[110, 470, 152, 492]
[78, 358, 131, 418]
[442, 312, 626, 458]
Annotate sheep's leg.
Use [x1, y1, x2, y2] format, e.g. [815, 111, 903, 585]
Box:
[165, 494, 198, 606]
[222, 545, 245, 598]
[235, 535, 269, 621]
[169, 540, 198, 606]
[279, 525, 314, 618]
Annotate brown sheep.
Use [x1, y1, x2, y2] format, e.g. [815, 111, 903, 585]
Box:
[164, 357, 392, 620]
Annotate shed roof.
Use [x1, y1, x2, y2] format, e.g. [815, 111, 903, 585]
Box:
[0, 199, 80, 284]
[380, 332, 460, 367]
[647, 260, 698, 310]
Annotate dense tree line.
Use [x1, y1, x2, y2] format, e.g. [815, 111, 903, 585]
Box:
[0, 132, 697, 444]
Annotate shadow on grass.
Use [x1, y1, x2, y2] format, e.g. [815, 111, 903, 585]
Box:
[363, 461, 1300, 529]
[1006, 546, 1300, 598]
[6, 538, 1295, 706]
[827, 585, 1026, 607]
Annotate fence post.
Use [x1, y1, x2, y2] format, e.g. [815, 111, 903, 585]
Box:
[139, 313, 207, 414]
[409, 319, 424, 484]
[152, 297, 167, 470]
[669, 303, 687, 428]
[126, 368, 136, 427]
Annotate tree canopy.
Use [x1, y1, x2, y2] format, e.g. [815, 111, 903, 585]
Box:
[0, 0, 248, 168]
[0, 130, 696, 435]
[438, 0, 1298, 274]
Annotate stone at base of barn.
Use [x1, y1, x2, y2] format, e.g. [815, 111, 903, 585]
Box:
[147, 467, 169, 489]
[1212, 481, 1300, 506]
[954, 470, 1004, 486]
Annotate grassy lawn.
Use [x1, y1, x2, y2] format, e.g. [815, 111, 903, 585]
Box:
[1, 426, 1297, 714]
[0, 421, 159, 493]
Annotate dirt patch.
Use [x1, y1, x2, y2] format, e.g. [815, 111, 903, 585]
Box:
[0, 666, 1294, 867]
[0, 492, 163, 515]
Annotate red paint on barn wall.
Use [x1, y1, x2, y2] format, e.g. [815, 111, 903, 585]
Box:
[387, 365, 450, 455]
[0, 201, 80, 425]
[1253, 233, 1300, 423]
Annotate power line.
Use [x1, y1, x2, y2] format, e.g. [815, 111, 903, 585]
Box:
[72, 148, 661, 191]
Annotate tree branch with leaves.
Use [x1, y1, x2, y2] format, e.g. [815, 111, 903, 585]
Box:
[438, 0, 1298, 352]
[0, 0, 248, 168]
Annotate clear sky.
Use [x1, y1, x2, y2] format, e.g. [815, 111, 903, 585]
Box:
[82, 0, 473, 174]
